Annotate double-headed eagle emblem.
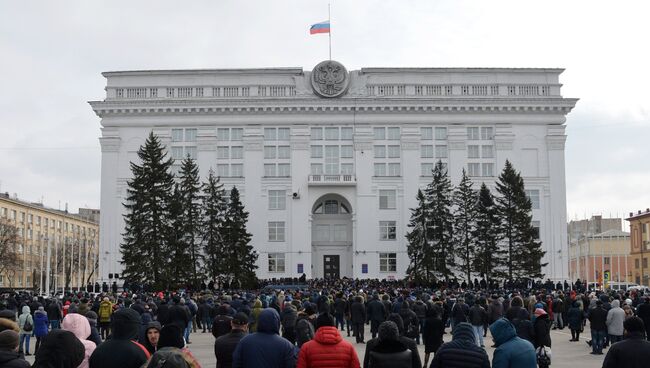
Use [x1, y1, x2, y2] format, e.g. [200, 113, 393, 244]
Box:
[311, 60, 349, 98]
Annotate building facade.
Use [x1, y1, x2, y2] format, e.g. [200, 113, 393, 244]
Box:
[627, 209, 650, 286]
[568, 215, 622, 241]
[90, 61, 577, 281]
[568, 229, 632, 285]
[0, 193, 99, 292]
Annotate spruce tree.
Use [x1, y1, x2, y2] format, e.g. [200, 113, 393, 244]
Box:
[453, 169, 478, 284]
[495, 160, 547, 280]
[406, 189, 428, 283]
[473, 183, 506, 283]
[424, 161, 455, 281]
[121, 132, 175, 290]
[201, 169, 227, 282]
[221, 187, 258, 288]
[178, 156, 203, 289]
[166, 183, 192, 289]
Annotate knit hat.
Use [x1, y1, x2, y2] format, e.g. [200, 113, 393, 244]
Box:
[315, 313, 335, 330]
[624, 316, 645, 334]
[32, 329, 85, 368]
[534, 308, 547, 317]
[378, 321, 399, 341]
[111, 308, 142, 340]
[0, 310, 17, 322]
[158, 325, 185, 349]
[0, 330, 19, 351]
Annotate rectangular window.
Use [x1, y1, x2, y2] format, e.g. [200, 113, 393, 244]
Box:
[421, 145, 434, 158]
[324, 127, 339, 140]
[231, 164, 243, 177]
[277, 146, 290, 159]
[421, 163, 434, 176]
[264, 164, 276, 177]
[421, 127, 433, 140]
[333, 224, 347, 241]
[525, 189, 541, 209]
[374, 163, 386, 176]
[387, 127, 400, 140]
[468, 145, 480, 158]
[341, 127, 353, 140]
[171, 147, 184, 160]
[388, 163, 401, 176]
[231, 146, 243, 159]
[268, 190, 286, 210]
[435, 127, 448, 140]
[467, 127, 480, 140]
[482, 163, 494, 177]
[231, 128, 243, 141]
[468, 163, 481, 176]
[185, 129, 197, 142]
[481, 127, 494, 140]
[268, 253, 285, 273]
[217, 128, 230, 141]
[28, 214, 33, 223]
[387, 145, 401, 158]
[482, 145, 494, 158]
[311, 127, 323, 140]
[435, 145, 448, 158]
[264, 128, 277, 141]
[374, 145, 386, 158]
[185, 146, 197, 159]
[340, 163, 353, 175]
[532, 221, 541, 239]
[264, 146, 276, 159]
[277, 128, 290, 140]
[314, 225, 330, 241]
[636, 259, 640, 268]
[379, 190, 396, 209]
[217, 164, 229, 177]
[217, 146, 230, 159]
[277, 163, 291, 177]
[268, 222, 285, 241]
[604, 257, 610, 265]
[311, 145, 323, 158]
[311, 163, 323, 175]
[324, 146, 339, 174]
[379, 221, 397, 240]
[379, 253, 397, 272]
[374, 127, 386, 140]
[35, 216, 40, 225]
[340, 145, 353, 158]
[171, 129, 184, 142]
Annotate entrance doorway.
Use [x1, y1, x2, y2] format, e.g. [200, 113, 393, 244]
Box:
[324, 255, 340, 279]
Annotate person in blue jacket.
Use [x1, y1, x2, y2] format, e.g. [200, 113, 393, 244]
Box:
[489, 318, 537, 368]
[232, 308, 298, 368]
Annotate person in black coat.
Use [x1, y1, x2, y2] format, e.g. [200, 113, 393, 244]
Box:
[350, 296, 367, 343]
[511, 308, 535, 346]
[588, 300, 609, 354]
[366, 321, 412, 368]
[603, 316, 650, 368]
[215, 313, 249, 368]
[363, 321, 422, 368]
[421, 306, 444, 368]
[0, 330, 30, 368]
[212, 305, 233, 339]
[533, 308, 552, 348]
[636, 297, 650, 340]
[88, 308, 150, 368]
[567, 301, 584, 341]
[430, 322, 490, 368]
[366, 295, 386, 339]
[32, 329, 85, 368]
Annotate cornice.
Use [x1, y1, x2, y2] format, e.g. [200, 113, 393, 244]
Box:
[88, 97, 578, 118]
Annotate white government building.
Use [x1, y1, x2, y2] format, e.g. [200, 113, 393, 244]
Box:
[90, 61, 577, 282]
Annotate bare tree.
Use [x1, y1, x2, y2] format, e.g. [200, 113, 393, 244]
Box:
[0, 219, 20, 286]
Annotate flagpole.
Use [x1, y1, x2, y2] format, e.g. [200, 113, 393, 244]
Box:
[328, 3, 332, 60]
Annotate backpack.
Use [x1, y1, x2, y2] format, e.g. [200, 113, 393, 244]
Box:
[23, 318, 33, 332]
[536, 346, 551, 368]
[296, 318, 315, 347]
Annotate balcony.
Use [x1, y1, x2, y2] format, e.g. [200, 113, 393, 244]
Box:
[308, 174, 357, 186]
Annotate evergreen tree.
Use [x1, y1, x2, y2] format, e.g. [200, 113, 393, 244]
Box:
[472, 183, 506, 283]
[221, 187, 258, 288]
[453, 169, 478, 284]
[166, 184, 192, 288]
[424, 161, 455, 281]
[495, 160, 547, 280]
[201, 169, 227, 282]
[177, 156, 203, 289]
[120, 132, 175, 290]
[406, 189, 428, 283]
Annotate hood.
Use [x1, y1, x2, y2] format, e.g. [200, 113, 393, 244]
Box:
[257, 308, 281, 334]
[253, 299, 263, 309]
[62, 313, 91, 340]
[111, 308, 142, 340]
[0, 318, 19, 333]
[452, 322, 475, 343]
[33, 329, 85, 368]
[611, 300, 620, 308]
[313, 326, 343, 345]
[146, 321, 162, 333]
[490, 318, 517, 346]
[21, 306, 30, 315]
[599, 294, 609, 303]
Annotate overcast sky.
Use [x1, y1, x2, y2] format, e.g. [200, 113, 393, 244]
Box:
[1, 0, 648, 224]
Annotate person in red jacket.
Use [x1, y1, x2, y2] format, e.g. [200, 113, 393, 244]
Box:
[297, 313, 360, 368]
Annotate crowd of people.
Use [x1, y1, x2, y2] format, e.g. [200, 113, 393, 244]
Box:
[0, 277, 649, 368]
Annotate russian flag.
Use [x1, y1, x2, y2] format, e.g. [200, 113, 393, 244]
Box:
[310, 20, 330, 35]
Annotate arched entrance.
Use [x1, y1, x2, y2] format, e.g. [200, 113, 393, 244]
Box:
[311, 194, 353, 279]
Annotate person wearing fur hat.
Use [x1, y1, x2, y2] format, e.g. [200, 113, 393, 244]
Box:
[0, 330, 30, 368]
[297, 313, 359, 368]
[88, 308, 150, 368]
[62, 313, 96, 368]
[32, 329, 85, 368]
